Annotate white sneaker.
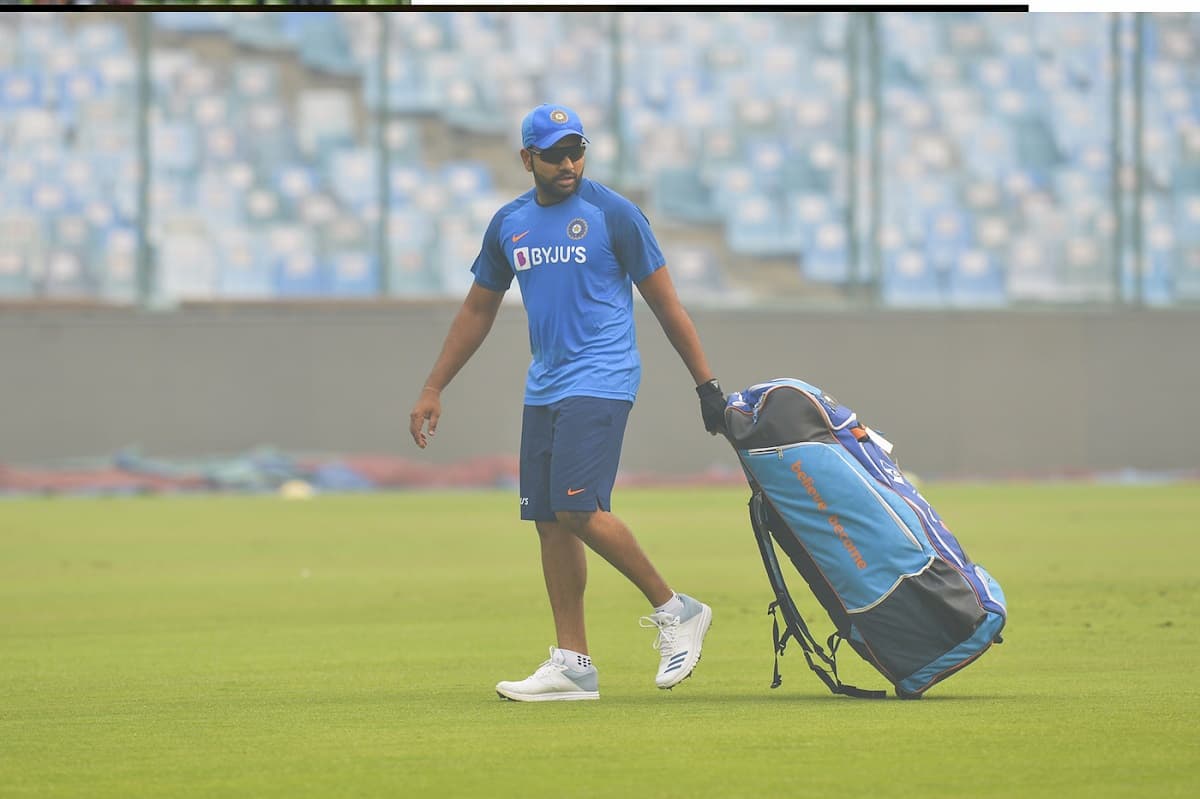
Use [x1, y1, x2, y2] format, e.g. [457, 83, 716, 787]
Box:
[495, 647, 600, 702]
[640, 594, 713, 689]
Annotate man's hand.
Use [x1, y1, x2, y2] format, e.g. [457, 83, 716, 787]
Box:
[409, 386, 442, 448]
[696, 379, 727, 436]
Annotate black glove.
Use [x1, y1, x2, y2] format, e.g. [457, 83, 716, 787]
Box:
[696, 379, 727, 436]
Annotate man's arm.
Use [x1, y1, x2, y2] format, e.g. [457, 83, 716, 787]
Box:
[636, 266, 713, 386]
[637, 266, 728, 435]
[409, 282, 506, 448]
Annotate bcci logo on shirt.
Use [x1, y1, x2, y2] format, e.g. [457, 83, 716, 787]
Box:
[567, 218, 588, 240]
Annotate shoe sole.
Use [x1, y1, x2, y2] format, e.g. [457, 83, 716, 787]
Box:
[657, 604, 713, 690]
[495, 688, 600, 702]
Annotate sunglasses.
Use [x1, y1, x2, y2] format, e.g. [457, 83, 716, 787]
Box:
[529, 143, 586, 164]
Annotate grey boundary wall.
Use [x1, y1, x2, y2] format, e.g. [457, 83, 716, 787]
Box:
[2, 304, 1199, 479]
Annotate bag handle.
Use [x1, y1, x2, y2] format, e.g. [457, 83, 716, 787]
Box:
[750, 492, 886, 699]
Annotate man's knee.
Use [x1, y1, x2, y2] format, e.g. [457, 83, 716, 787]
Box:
[554, 510, 595, 536]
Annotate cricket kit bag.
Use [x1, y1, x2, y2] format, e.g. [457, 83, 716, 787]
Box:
[724, 378, 1007, 699]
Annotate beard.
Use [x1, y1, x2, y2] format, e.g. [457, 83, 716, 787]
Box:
[533, 167, 583, 203]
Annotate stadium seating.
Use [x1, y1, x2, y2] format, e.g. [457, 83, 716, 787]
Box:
[1, 11, 1198, 307]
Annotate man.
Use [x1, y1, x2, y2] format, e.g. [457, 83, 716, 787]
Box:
[409, 104, 727, 702]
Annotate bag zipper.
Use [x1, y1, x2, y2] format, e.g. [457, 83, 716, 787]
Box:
[745, 441, 810, 459]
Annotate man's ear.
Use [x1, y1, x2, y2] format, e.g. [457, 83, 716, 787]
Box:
[520, 149, 533, 172]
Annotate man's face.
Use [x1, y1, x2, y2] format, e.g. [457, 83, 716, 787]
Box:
[522, 134, 586, 204]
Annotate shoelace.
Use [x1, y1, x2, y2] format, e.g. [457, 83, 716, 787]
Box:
[531, 660, 568, 678]
[530, 647, 569, 679]
[639, 612, 681, 655]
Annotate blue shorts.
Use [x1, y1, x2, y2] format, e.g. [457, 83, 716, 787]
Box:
[519, 396, 633, 522]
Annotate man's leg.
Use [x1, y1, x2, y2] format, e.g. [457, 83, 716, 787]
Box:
[557, 508, 712, 689]
[536, 519, 589, 654]
[555, 510, 673, 608]
[495, 404, 600, 701]
[540, 396, 712, 692]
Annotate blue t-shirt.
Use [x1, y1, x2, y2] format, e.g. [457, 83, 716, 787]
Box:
[470, 178, 665, 406]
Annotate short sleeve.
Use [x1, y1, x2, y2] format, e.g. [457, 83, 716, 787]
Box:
[609, 201, 666, 284]
[470, 210, 514, 292]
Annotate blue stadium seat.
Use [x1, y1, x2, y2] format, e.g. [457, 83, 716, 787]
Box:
[384, 119, 423, 164]
[50, 213, 90, 251]
[948, 249, 1007, 307]
[1176, 245, 1200, 301]
[1174, 193, 1200, 246]
[157, 229, 218, 302]
[97, 225, 138, 303]
[0, 71, 42, 109]
[232, 60, 280, 103]
[387, 208, 440, 296]
[882, 249, 943, 307]
[1012, 115, 1063, 173]
[1141, 254, 1175, 307]
[0, 213, 34, 297]
[216, 229, 273, 298]
[273, 251, 328, 298]
[1009, 237, 1075, 303]
[441, 161, 493, 200]
[28, 181, 72, 215]
[441, 72, 508, 135]
[786, 192, 835, 252]
[296, 88, 356, 160]
[697, 128, 743, 186]
[1048, 93, 1109, 158]
[961, 118, 1018, 179]
[725, 192, 801, 257]
[800, 221, 852, 284]
[194, 172, 244, 228]
[290, 14, 359, 78]
[710, 165, 758, 217]
[327, 148, 377, 212]
[276, 164, 318, 203]
[55, 69, 103, 124]
[389, 164, 427, 209]
[42, 248, 94, 298]
[74, 22, 127, 58]
[6, 107, 63, 155]
[744, 138, 789, 194]
[388, 244, 442, 297]
[229, 13, 291, 52]
[433, 216, 481, 296]
[923, 206, 973, 274]
[328, 252, 379, 297]
[363, 55, 437, 114]
[152, 12, 232, 34]
[667, 246, 727, 299]
[0, 254, 33, 297]
[152, 120, 199, 175]
[652, 167, 721, 225]
[782, 144, 837, 193]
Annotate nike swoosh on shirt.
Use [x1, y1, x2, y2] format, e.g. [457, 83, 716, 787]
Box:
[566, 488, 586, 496]
[511, 230, 530, 243]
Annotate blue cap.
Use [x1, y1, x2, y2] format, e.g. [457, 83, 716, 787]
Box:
[521, 104, 588, 149]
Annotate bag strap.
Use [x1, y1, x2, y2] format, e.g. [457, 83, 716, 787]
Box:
[749, 492, 886, 700]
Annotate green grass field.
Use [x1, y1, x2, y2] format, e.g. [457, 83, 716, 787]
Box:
[2, 484, 1197, 798]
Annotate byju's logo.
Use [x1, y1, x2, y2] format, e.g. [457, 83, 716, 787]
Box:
[511, 245, 586, 272]
[513, 246, 531, 271]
